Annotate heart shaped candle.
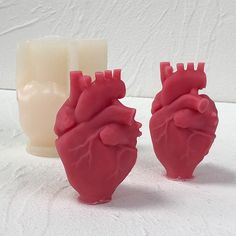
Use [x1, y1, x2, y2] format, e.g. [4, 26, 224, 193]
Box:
[55, 70, 141, 204]
[150, 62, 218, 179]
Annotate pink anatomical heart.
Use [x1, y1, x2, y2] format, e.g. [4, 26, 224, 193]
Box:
[55, 70, 141, 204]
[150, 62, 218, 179]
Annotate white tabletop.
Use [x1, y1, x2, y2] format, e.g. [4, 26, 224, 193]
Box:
[0, 90, 235, 236]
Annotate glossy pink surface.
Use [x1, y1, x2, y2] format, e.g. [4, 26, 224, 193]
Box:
[55, 70, 141, 204]
[150, 62, 218, 179]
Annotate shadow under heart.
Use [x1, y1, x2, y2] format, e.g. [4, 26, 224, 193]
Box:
[191, 163, 236, 185]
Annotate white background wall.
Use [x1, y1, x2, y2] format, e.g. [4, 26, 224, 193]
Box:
[0, 0, 236, 102]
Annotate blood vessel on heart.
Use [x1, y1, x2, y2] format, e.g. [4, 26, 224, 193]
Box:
[150, 62, 218, 180]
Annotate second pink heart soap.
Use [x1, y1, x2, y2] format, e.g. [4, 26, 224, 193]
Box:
[150, 62, 218, 180]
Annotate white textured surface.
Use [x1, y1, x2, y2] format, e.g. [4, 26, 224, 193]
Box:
[0, 0, 236, 102]
[0, 90, 236, 236]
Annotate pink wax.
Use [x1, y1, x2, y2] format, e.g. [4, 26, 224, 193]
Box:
[150, 62, 218, 179]
[54, 69, 141, 204]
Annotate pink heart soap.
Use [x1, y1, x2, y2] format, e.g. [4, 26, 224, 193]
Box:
[150, 62, 218, 179]
[55, 70, 141, 204]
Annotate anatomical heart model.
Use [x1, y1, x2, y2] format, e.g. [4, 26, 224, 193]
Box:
[55, 70, 141, 204]
[150, 62, 218, 179]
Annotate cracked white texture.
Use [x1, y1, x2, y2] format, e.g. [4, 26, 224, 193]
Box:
[0, 90, 236, 236]
[0, 0, 236, 102]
